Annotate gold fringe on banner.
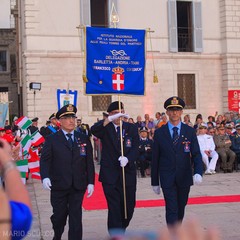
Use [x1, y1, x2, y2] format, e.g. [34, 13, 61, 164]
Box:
[77, 25, 88, 83]
[147, 28, 158, 83]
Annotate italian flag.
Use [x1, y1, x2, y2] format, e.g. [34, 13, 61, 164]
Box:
[31, 131, 45, 146]
[28, 148, 40, 173]
[16, 159, 28, 184]
[31, 172, 41, 180]
[21, 135, 32, 157]
[15, 116, 32, 130]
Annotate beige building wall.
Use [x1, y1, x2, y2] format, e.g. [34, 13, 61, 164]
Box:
[220, 0, 240, 112]
[19, 0, 239, 126]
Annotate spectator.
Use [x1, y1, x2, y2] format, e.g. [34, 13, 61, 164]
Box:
[208, 115, 216, 127]
[207, 127, 216, 137]
[137, 127, 153, 177]
[216, 115, 223, 125]
[4, 120, 11, 130]
[194, 114, 203, 130]
[230, 123, 240, 170]
[142, 114, 154, 130]
[183, 114, 193, 127]
[225, 123, 235, 136]
[128, 118, 135, 124]
[11, 116, 19, 134]
[28, 117, 39, 134]
[0, 138, 32, 240]
[135, 115, 143, 130]
[157, 114, 168, 128]
[197, 123, 218, 174]
[153, 112, 162, 129]
[207, 122, 214, 128]
[213, 126, 236, 173]
[149, 128, 155, 140]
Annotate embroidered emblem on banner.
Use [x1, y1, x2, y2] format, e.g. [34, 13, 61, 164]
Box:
[112, 66, 124, 91]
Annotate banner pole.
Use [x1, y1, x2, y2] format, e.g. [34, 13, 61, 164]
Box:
[118, 95, 127, 219]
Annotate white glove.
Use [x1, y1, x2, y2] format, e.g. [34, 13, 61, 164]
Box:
[152, 186, 161, 195]
[42, 178, 52, 190]
[87, 184, 94, 198]
[193, 174, 202, 185]
[118, 156, 128, 167]
[108, 113, 129, 122]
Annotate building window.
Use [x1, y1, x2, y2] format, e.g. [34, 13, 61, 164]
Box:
[177, 1, 193, 52]
[92, 95, 112, 111]
[90, 0, 111, 110]
[168, 0, 203, 53]
[0, 87, 9, 103]
[90, 0, 108, 27]
[177, 74, 196, 109]
[0, 51, 7, 71]
[10, 54, 17, 78]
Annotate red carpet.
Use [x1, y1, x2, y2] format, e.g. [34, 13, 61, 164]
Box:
[83, 174, 240, 211]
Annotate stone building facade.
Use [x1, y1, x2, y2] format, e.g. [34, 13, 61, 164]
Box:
[16, 0, 240, 126]
[0, 28, 19, 119]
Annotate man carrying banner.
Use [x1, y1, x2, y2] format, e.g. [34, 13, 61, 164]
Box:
[91, 101, 139, 235]
[40, 104, 95, 240]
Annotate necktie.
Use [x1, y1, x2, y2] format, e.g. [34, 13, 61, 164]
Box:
[66, 133, 74, 149]
[172, 127, 179, 145]
[116, 126, 120, 139]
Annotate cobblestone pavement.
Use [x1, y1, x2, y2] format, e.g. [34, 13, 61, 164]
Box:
[25, 165, 240, 240]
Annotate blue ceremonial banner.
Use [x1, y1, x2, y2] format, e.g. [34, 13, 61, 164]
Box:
[86, 27, 146, 95]
[57, 89, 78, 110]
[0, 103, 8, 127]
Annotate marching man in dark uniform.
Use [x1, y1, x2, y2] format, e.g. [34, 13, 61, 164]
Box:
[40, 104, 95, 240]
[91, 101, 139, 235]
[137, 126, 153, 177]
[40, 113, 60, 138]
[29, 117, 39, 134]
[151, 96, 203, 227]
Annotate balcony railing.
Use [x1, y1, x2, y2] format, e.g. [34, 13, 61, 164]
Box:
[178, 27, 193, 52]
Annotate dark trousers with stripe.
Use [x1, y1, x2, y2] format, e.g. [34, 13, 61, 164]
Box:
[162, 185, 190, 226]
[102, 179, 136, 234]
[50, 188, 85, 240]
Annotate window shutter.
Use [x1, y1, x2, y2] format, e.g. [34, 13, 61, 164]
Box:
[108, 0, 118, 27]
[80, 0, 91, 26]
[168, 0, 178, 52]
[192, 1, 203, 53]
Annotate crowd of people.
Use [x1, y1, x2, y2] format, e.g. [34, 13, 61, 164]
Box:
[1, 101, 239, 240]
[100, 110, 240, 177]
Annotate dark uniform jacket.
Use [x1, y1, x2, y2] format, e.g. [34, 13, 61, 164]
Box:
[231, 133, 240, 154]
[40, 130, 95, 190]
[91, 120, 139, 186]
[138, 138, 153, 161]
[151, 123, 203, 188]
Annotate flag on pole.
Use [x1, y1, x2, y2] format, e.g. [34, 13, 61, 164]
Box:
[31, 131, 45, 146]
[0, 103, 9, 128]
[31, 172, 41, 180]
[86, 27, 146, 95]
[16, 159, 28, 184]
[15, 116, 32, 130]
[21, 135, 32, 157]
[57, 89, 78, 110]
[28, 148, 40, 173]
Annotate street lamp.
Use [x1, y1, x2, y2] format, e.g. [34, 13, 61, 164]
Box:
[29, 82, 41, 91]
[29, 82, 41, 116]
